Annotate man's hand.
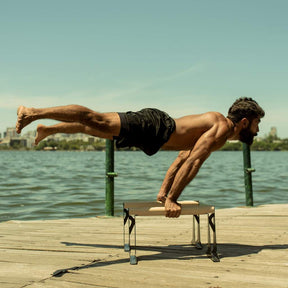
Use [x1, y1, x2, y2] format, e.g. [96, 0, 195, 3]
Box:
[156, 191, 167, 203]
[165, 198, 182, 218]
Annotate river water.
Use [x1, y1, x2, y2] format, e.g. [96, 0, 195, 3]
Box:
[0, 151, 287, 221]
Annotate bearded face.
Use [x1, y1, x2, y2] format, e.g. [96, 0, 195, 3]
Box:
[239, 124, 257, 145]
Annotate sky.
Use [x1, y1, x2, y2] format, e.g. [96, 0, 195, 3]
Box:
[0, 0, 287, 138]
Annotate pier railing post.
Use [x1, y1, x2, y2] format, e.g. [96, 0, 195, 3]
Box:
[105, 139, 117, 216]
[242, 143, 255, 206]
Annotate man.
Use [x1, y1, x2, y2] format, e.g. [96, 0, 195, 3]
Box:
[16, 97, 265, 217]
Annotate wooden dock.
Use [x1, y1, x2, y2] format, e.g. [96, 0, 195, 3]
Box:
[0, 204, 287, 288]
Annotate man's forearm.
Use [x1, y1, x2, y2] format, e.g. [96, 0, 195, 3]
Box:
[167, 158, 202, 202]
[163, 161, 201, 218]
[159, 166, 178, 196]
[159, 151, 191, 197]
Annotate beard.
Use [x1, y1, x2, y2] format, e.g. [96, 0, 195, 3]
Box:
[239, 127, 257, 145]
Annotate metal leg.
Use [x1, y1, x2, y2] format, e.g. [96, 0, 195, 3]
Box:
[123, 207, 138, 264]
[128, 215, 137, 265]
[192, 215, 195, 244]
[208, 213, 220, 262]
[191, 215, 203, 249]
[129, 215, 137, 265]
[206, 214, 211, 256]
[123, 208, 130, 252]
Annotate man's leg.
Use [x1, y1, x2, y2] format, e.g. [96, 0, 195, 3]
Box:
[16, 105, 121, 137]
[35, 122, 114, 145]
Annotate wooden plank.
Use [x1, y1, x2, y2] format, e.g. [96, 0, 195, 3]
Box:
[124, 201, 215, 216]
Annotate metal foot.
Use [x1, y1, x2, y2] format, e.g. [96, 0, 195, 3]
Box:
[192, 241, 203, 250]
[211, 252, 220, 262]
[207, 247, 220, 262]
[130, 255, 138, 265]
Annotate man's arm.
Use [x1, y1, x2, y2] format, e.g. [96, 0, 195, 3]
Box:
[164, 149, 211, 217]
[157, 150, 191, 202]
[165, 126, 225, 217]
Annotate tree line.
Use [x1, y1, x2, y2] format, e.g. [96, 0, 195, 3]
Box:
[221, 135, 288, 151]
[2, 135, 288, 151]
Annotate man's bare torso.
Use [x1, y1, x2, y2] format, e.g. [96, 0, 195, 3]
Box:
[163, 112, 232, 151]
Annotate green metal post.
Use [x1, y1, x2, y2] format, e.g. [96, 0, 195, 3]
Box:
[105, 139, 117, 216]
[242, 143, 255, 206]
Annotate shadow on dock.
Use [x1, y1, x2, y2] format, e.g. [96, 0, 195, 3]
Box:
[52, 241, 288, 277]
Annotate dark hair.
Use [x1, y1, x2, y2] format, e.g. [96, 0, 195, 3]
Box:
[227, 97, 265, 124]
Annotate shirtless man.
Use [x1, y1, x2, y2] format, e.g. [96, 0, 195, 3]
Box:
[16, 97, 265, 217]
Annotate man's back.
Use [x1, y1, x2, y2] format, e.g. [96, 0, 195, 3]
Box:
[163, 112, 232, 151]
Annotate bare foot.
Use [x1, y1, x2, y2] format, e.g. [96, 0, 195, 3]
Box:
[16, 106, 34, 134]
[35, 124, 49, 145]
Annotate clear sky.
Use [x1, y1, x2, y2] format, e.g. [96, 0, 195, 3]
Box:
[1, 0, 287, 137]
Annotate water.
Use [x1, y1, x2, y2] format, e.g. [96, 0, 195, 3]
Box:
[0, 151, 287, 222]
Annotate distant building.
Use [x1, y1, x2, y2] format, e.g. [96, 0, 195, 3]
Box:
[10, 138, 27, 147]
[23, 130, 37, 138]
[0, 138, 10, 147]
[6, 127, 18, 138]
[269, 127, 278, 138]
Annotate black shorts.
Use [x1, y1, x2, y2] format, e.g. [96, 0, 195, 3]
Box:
[114, 108, 176, 156]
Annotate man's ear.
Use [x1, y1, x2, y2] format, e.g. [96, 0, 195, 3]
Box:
[240, 118, 250, 129]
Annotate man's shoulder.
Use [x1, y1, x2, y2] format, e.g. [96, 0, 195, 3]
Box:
[204, 112, 231, 136]
[203, 111, 226, 123]
[201, 112, 231, 149]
